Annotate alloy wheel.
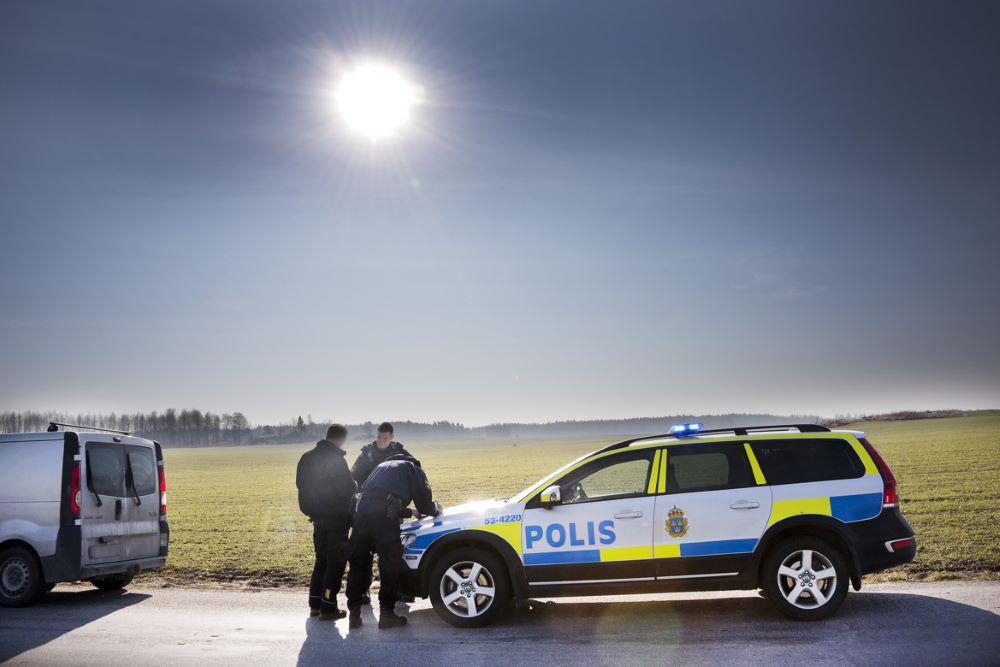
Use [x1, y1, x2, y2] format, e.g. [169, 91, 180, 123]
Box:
[438, 560, 497, 618]
[776, 549, 837, 609]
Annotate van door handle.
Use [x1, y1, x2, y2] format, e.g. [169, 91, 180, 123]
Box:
[730, 501, 760, 510]
[613, 511, 643, 519]
[115, 499, 123, 520]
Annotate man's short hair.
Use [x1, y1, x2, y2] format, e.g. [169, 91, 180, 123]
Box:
[326, 424, 348, 440]
[377, 422, 394, 435]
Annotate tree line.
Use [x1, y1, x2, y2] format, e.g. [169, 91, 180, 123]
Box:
[0, 409, 817, 447]
[0, 409, 250, 446]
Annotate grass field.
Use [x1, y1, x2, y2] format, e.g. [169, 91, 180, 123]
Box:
[146, 412, 1000, 588]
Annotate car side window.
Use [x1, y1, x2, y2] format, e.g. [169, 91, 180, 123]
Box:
[561, 452, 653, 504]
[126, 446, 158, 496]
[86, 443, 125, 497]
[750, 438, 865, 485]
[666, 442, 754, 494]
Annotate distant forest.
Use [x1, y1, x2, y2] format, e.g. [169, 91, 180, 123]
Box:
[0, 409, 820, 447]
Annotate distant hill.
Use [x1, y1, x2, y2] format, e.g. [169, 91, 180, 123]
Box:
[10, 408, 996, 447]
[262, 413, 822, 446]
[391, 413, 821, 441]
[822, 409, 980, 427]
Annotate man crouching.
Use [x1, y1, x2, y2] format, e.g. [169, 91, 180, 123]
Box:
[346, 453, 441, 629]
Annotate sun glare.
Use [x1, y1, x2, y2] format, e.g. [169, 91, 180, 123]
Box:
[335, 64, 418, 140]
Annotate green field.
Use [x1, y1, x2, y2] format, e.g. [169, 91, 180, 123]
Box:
[146, 412, 1000, 588]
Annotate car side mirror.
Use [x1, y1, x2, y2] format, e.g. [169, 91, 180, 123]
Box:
[540, 484, 562, 508]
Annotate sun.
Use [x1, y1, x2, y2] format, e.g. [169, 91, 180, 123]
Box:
[335, 63, 418, 140]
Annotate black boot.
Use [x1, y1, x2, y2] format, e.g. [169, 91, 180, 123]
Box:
[361, 592, 371, 605]
[378, 608, 407, 629]
[348, 608, 363, 629]
[319, 608, 346, 621]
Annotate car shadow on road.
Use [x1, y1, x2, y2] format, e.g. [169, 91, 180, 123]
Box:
[399, 590, 1000, 663]
[0, 587, 151, 663]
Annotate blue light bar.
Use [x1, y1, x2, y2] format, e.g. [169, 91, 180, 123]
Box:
[669, 422, 703, 436]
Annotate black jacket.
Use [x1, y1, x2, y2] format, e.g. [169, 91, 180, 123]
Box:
[359, 454, 438, 518]
[296, 440, 356, 522]
[351, 440, 413, 486]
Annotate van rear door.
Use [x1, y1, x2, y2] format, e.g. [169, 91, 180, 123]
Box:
[81, 441, 127, 564]
[122, 444, 161, 559]
[81, 439, 162, 565]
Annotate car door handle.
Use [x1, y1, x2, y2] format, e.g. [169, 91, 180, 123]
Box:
[613, 511, 643, 519]
[730, 501, 760, 510]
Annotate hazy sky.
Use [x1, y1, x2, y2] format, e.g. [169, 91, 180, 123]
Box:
[1, 1, 998, 425]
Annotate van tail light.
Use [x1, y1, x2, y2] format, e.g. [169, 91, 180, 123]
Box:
[159, 464, 167, 516]
[859, 437, 898, 507]
[70, 463, 82, 517]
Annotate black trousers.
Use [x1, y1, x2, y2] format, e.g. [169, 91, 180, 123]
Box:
[310, 517, 349, 612]
[346, 507, 404, 610]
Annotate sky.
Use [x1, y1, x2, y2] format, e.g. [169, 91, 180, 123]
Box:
[1, 0, 998, 426]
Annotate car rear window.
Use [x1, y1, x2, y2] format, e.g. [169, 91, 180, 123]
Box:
[750, 439, 865, 485]
[666, 442, 755, 493]
[126, 446, 158, 496]
[86, 443, 124, 497]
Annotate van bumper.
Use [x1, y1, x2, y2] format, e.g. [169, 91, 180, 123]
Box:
[81, 556, 167, 580]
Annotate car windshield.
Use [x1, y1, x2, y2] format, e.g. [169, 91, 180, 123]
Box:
[508, 448, 602, 503]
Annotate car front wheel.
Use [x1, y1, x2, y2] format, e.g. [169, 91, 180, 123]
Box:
[429, 547, 510, 628]
[762, 537, 849, 621]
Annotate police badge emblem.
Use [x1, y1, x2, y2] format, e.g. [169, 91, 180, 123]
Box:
[667, 505, 688, 538]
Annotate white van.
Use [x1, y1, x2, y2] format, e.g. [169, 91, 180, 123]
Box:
[0, 426, 169, 606]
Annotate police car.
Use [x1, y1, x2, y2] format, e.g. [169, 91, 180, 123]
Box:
[400, 423, 915, 626]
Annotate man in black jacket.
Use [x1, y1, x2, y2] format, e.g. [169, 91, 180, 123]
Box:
[296, 424, 356, 620]
[346, 453, 441, 630]
[351, 421, 413, 486]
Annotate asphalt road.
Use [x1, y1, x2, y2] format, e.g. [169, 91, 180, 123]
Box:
[2, 582, 998, 666]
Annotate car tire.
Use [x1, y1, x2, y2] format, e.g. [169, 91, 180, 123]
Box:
[91, 573, 135, 591]
[0, 545, 44, 608]
[429, 547, 510, 628]
[763, 536, 849, 621]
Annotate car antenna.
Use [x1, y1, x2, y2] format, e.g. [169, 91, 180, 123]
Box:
[47, 421, 131, 436]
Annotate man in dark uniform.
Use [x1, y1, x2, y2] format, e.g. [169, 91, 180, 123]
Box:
[296, 424, 356, 620]
[346, 453, 441, 630]
[351, 422, 413, 486]
[350, 421, 413, 604]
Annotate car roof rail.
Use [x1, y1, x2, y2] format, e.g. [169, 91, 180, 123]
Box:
[47, 421, 131, 436]
[594, 423, 830, 454]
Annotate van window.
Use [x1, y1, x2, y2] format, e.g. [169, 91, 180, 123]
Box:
[666, 442, 754, 493]
[86, 443, 124, 497]
[750, 439, 865, 485]
[126, 446, 158, 496]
